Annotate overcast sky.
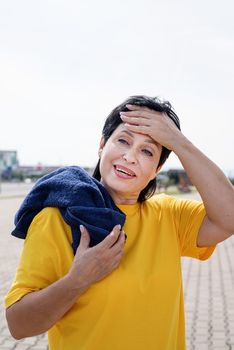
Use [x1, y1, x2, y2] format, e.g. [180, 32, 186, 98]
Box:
[1, 0, 234, 175]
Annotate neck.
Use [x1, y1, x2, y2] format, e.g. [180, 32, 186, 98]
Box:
[101, 182, 139, 205]
[114, 195, 138, 205]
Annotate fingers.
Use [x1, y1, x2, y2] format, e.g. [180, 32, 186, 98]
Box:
[120, 110, 150, 119]
[98, 224, 122, 249]
[96, 225, 126, 252]
[112, 251, 125, 269]
[110, 230, 126, 255]
[122, 123, 150, 135]
[126, 104, 151, 112]
[120, 114, 150, 127]
[120, 106, 166, 121]
[78, 225, 90, 250]
[78, 224, 126, 257]
[107, 232, 125, 270]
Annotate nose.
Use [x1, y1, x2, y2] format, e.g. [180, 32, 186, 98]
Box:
[123, 148, 137, 164]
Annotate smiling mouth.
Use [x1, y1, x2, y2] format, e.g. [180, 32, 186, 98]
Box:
[114, 165, 136, 178]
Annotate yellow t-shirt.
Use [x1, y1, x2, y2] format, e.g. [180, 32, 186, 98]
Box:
[5, 194, 216, 350]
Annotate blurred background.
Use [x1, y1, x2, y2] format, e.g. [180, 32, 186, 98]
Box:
[0, 0, 234, 195]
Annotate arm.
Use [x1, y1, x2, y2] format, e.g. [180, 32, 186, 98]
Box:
[6, 273, 87, 339]
[120, 105, 234, 246]
[6, 225, 125, 339]
[172, 138, 234, 246]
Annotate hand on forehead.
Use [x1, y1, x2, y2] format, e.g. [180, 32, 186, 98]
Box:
[119, 103, 181, 151]
[125, 104, 155, 112]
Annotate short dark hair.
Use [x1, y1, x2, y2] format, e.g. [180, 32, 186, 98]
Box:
[93, 95, 181, 202]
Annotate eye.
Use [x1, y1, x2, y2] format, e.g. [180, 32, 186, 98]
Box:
[142, 149, 153, 157]
[118, 138, 129, 145]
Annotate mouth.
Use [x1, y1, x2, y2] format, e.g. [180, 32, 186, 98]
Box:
[113, 165, 136, 179]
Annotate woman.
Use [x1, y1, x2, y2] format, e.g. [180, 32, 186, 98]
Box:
[5, 95, 234, 350]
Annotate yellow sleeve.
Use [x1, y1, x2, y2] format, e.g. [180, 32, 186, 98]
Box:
[4, 207, 74, 309]
[169, 196, 216, 260]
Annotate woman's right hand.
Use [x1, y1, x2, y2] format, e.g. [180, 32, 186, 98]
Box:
[67, 224, 126, 289]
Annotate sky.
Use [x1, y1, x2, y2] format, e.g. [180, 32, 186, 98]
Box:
[0, 0, 234, 176]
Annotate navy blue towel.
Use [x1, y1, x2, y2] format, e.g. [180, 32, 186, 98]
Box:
[12, 166, 126, 254]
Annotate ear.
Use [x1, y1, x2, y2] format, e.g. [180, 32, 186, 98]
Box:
[98, 136, 105, 158]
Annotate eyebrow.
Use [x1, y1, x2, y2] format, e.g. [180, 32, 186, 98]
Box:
[120, 130, 159, 147]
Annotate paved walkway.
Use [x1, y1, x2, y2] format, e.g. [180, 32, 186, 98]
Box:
[0, 190, 234, 349]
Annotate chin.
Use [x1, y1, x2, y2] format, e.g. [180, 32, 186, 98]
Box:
[101, 174, 142, 196]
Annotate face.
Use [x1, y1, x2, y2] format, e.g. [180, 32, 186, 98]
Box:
[98, 124, 162, 204]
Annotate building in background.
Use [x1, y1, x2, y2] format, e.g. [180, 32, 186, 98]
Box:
[157, 169, 192, 193]
[0, 149, 95, 182]
[167, 169, 192, 192]
[0, 150, 19, 179]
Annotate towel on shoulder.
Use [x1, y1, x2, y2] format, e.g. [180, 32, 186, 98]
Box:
[12, 166, 126, 254]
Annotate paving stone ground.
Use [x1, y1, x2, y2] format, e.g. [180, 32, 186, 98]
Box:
[0, 187, 234, 349]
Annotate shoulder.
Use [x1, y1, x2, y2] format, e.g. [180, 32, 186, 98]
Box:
[27, 207, 72, 245]
[32, 207, 64, 224]
[145, 193, 204, 214]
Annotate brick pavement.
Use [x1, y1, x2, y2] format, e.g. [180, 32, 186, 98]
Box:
[0, 192, 234, 349]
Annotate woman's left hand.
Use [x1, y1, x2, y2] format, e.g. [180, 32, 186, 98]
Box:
[120, 104, 185, 151]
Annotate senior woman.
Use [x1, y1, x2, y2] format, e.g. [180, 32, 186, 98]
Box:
[5, 95, 234, 350]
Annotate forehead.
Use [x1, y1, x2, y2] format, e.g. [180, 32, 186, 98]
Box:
[112, 124, 158, 146]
